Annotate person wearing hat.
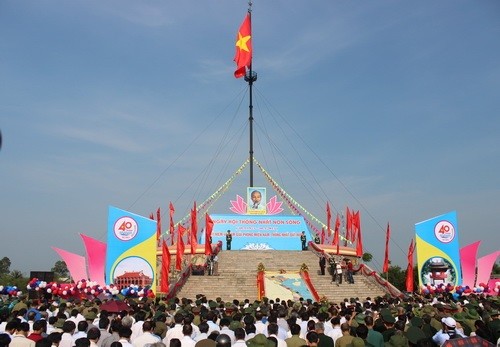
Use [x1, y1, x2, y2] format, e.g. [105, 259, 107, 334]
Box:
[419, 314, 437, 339]
[405, 325, 426, 346]
[246, 333, 274, 347]
[301, 231, 307, 251]
[451, 312, 471, 337]
[463, 308, 480, 333]
[381, 314, 396, 342]
[225, 230, 232, 251]
[432, 316, 465, 346]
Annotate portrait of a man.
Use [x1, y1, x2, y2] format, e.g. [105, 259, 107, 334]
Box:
[247, 187, 266, 214]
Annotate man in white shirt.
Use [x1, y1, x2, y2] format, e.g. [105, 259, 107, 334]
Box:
[130, 312, 146, 342]
[233, 328, 247, 347]
[87, 327, 101, 347]
[117, 327, 134, 347]
[267, 323, 286, 347]
[326, 316, 342, 344]
[132, 321, 160, 347]
[162, 313, 184, 346]
[10, 322, 35, 347]
[59, 321, 76, 347]
[219, 319, 235, 344]
[180, 325, 196, 347]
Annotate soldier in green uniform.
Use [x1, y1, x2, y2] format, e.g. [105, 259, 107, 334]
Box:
[226, 230, 232, 250]
[300, 231, 307, 250]
[314, 234, 320, 244]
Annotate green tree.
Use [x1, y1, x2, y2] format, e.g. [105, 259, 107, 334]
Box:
[10, 270, 24, 279]
[493, 262, 500, 275]
[362, 252, 373, 263]
[385, 265, 407, 292]
[0, 257, 11, 276]
[6, 270, 27, 289]
[51, 260, 69, 279]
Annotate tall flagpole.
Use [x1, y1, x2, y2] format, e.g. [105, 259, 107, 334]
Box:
[244, 1, 257, 187]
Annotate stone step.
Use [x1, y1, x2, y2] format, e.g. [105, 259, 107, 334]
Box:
[177, 250, 388, 302]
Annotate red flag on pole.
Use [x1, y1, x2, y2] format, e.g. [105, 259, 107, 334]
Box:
[190, 202, 198, 254]
[351, 211, 360, 242]
[326, 202, 332, 237]
[233, 13, 252, 78]
[346, 207, 352, 241]
[169, 202, 175, 246]
[156, 207, 162, 240]
[149, 213, 154, 220]
[406, 239, 415, 292]
[320, 227, 325, 244]
[334, 214, 340, 253]
[175, 224, 185, 271]
[160, 240, 170, 292]
[205, 213, 214, 255]
[356, 215, 363, 257]
[383, 223, 390, 273]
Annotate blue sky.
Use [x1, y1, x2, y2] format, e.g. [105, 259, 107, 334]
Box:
[1, 1, 499, 276]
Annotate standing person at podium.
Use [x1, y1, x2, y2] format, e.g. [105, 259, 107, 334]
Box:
[226, 230, 232, 250]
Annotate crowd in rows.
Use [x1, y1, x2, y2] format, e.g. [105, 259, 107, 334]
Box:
[0, 292, 499, 347]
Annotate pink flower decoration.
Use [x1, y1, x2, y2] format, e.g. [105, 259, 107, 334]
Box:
[230, 195, 248, 214]
[266, 196, 283, 215]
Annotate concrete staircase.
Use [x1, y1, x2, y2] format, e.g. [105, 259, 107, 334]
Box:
[176, 250, 387, 302]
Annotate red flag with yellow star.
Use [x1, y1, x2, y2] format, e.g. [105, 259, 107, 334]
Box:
[234, 13, 252, 78]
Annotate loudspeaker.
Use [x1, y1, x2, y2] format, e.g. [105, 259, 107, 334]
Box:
[29, 271, 54, 282]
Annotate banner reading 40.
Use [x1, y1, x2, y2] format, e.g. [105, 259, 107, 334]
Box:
[415, 211, 462, 290]
[106, 206, 157, 293]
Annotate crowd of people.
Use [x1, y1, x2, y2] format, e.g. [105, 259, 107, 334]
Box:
[0, 292, 499, 347]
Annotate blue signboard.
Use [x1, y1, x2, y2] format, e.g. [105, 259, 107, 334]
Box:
[208, 214, 309, 250]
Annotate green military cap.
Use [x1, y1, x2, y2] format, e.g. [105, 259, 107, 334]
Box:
[405, 326, 426, 345]
[354, 313, 366, 325]
[453, 312, 466, 321]
[410, 316, 423, 328]
[84, 311, 97, 320]
[382, 313, 396, 324]
[465, 308, 480, 320]
[386, 334, 409, 347]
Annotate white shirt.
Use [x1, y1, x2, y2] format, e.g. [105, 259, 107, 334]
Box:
[327, 326, 342, 344]
[132, 332, 160, 347]
[60, 332, 75, 347]
[269, 334, 287, 347]
[118, 338, 134, 347]
[255, 321, 268, 336]
[180, 335, 196, 347]
[219, 327, 235, 343]
[162, 324, 184, 346]
[131, 321, 144, 342]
